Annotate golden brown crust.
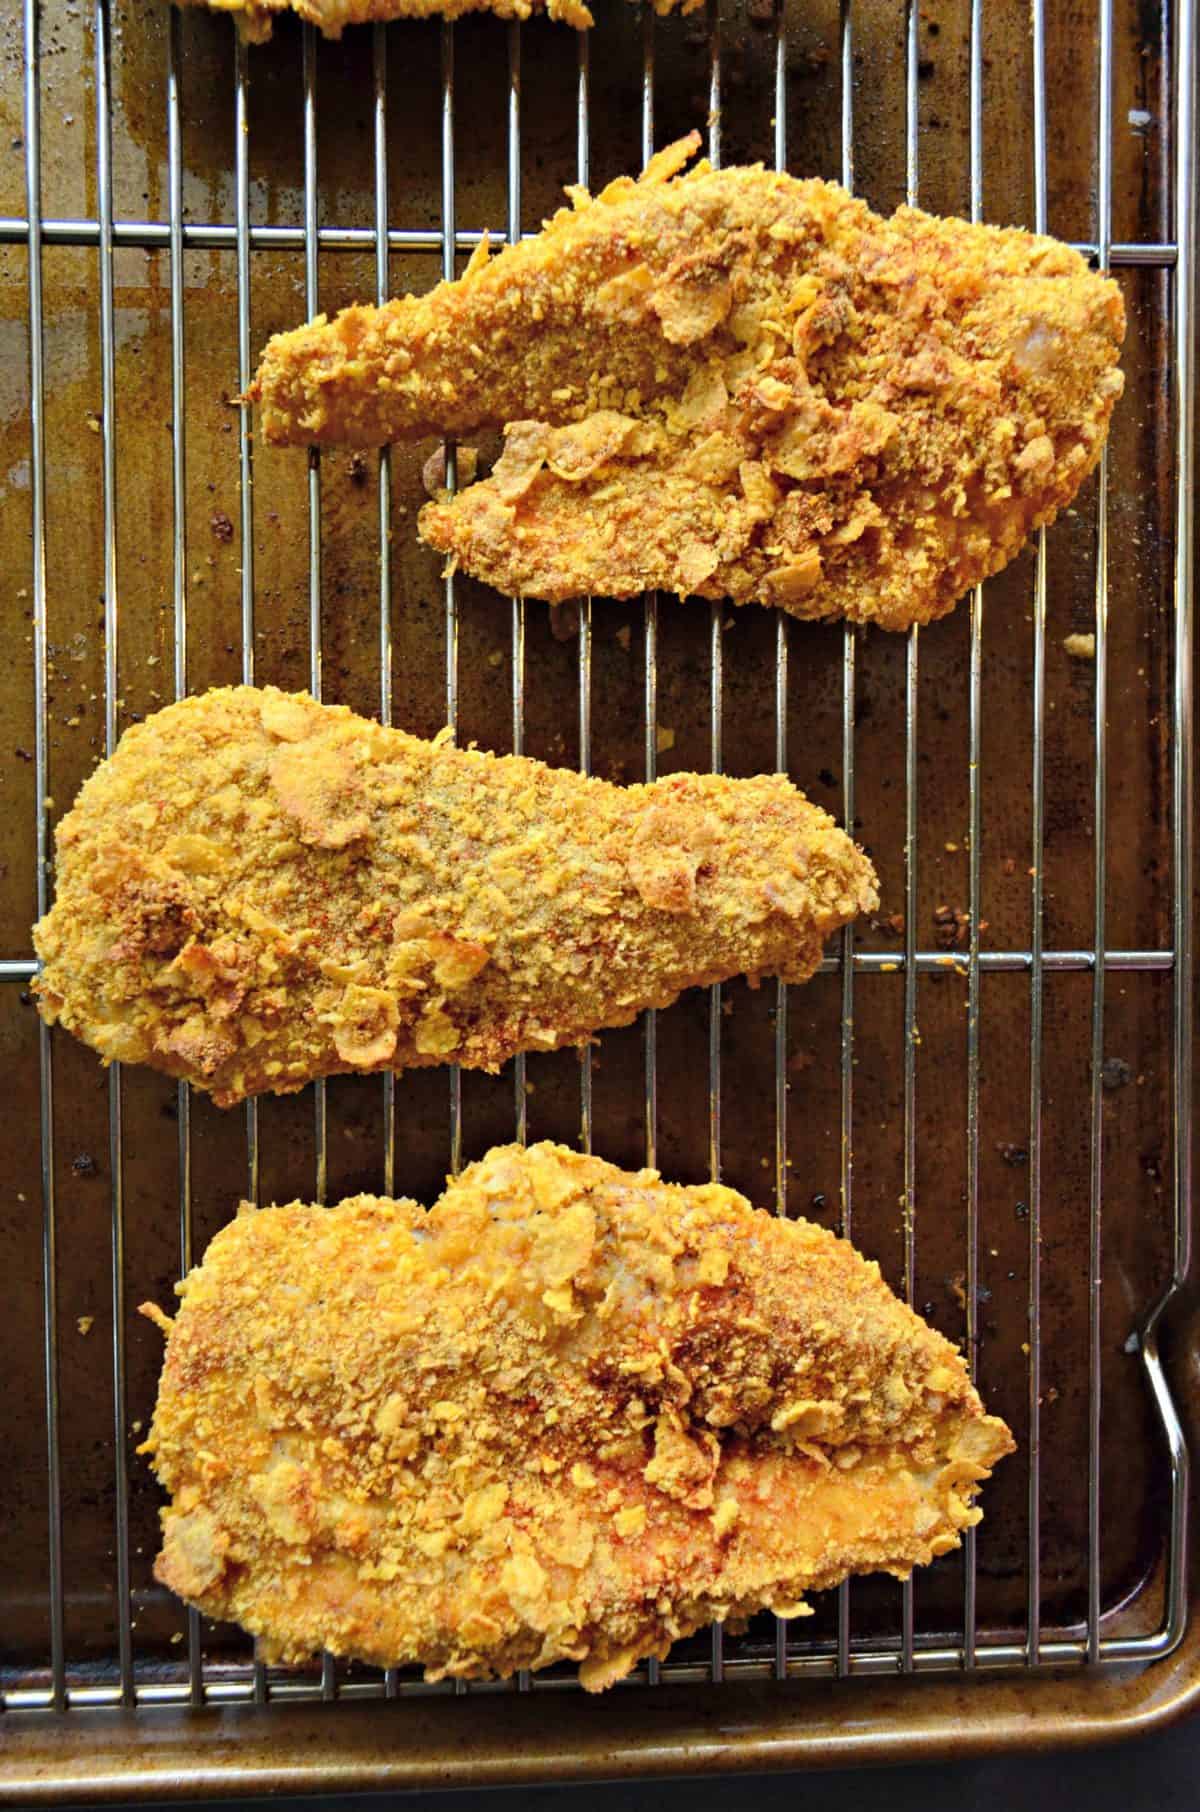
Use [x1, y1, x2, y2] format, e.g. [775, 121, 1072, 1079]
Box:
[173, 0, 701, 42]
[140, 1142, 1014, 1689]
[253, 136, 1124, 628]
[32, 686, 876, 1106]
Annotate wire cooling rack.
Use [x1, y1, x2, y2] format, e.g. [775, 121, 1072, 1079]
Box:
[0, 0, 1193, 1737]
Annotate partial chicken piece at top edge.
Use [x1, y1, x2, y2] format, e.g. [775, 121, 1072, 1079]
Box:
[173, 0, 699, 42]
[31, 685, 876, 1107]
[252, 132, 1124, 629]
[140, 1140, 1015, 1690]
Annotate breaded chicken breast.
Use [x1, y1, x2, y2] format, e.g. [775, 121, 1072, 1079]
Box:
[174, 0, 697, 42]
[253, 134, 1124, 628]
[140, 1142, 1013, 1689]
[32, 686, 875, 1107]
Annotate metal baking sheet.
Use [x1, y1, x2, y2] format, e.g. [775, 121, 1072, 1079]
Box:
[0, 0, 1193, 1793]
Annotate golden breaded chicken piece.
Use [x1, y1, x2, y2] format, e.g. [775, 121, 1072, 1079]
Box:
[140, 1142, 1014, 1689]
[175, 0, 696, 43]
[253, 134, 1124, 628]
[32, 686, 875, 1107]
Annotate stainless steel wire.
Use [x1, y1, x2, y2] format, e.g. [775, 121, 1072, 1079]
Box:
[92, 0, 134, 1708]
[513, 30, 532, 1698]
[772, 0, 789, 1688]
[0, 214, 1171, 263]
[577, 596, 594, 1155]
[0, 946, 1178, 984]
[0, 948, 1175, 986]
[835, 0, 855, 1687]
[22, 0, 65, 1719]
[1152, 0, 1198, 1652]
[6, 1610, 1194, 1713]
[441, 19, 462, 1186]
[302, 24, 329, 1256]
[641, 1, 660, 1692]
[1171, 0, 1196, 1304]
[300, 21, 334, 1704]
[375, 22, 397, 1210]
[512, 28, 531, 1665]
[233, 33, 261, 1243]
[705, 0, 724, 1689]
[1085, 0, 1115, 1669]
[1026, 0, 1048, 1667]
[375, 34, 399, 1705]
[164, 5, 202, 1708]
[900, 0, 920, 1677]
[574, 32, 593, 1160]
[899, 650, 919, 1675]
[962, 0, 985, 1673]
[642, 570, 659, 1181]
[440, 33, 465, 1700]
[230, 27, 266, 1710]
[640, 5, 658, 1182]
[167, 18, 187, 716]
[511, 560, 528, 1146]
[504, 18, 530, 1157]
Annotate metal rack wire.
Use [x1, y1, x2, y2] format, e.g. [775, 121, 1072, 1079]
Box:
[3, 0, 1194, 1720]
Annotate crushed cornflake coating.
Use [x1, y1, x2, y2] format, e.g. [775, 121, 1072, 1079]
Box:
[252, 134, 1124, 629]
[32, 685, 876, 1106]
[171, 0, 698, 42]
[139, 1142, 1014, 1690]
